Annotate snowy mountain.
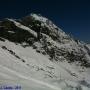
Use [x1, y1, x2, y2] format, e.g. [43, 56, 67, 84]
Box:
[0, 13, 90, 90]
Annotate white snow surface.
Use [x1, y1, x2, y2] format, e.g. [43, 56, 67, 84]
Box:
[0, 40, 90, 90]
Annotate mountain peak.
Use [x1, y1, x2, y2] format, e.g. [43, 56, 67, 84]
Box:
[30, 13, 48, 23]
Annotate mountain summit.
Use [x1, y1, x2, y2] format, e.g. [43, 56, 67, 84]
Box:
[0, 14, 90, 90]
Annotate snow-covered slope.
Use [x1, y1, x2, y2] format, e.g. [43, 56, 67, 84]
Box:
[0, 13, 90, 90]
[0, 40, 90, 90]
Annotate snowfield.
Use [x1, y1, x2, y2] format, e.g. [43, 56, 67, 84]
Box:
[0, 40, 90, 90]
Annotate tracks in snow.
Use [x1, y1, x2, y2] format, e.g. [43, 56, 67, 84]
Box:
[0, 64, 61, 90]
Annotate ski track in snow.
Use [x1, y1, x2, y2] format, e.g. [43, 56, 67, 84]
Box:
[0, 64, 61, 90]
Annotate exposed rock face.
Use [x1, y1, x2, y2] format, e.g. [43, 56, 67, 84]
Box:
[0, 13, 90, 67]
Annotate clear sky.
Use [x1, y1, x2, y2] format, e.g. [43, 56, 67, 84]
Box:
[0, 0, 90, 43]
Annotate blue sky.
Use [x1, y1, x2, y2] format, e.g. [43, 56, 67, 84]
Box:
[0, 0, 90, 43]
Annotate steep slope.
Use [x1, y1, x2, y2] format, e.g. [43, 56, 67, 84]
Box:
[0, 39, 90, 90]
[20, 13, 90, 67]
[0, 13, 90, 90]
